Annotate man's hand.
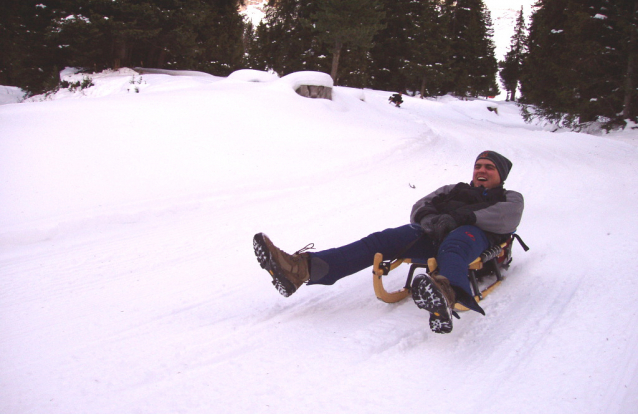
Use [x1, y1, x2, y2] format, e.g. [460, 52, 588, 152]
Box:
[431, 214, 458, 242]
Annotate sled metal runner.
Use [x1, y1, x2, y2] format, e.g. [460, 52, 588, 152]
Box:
[372, 238, 515, 311]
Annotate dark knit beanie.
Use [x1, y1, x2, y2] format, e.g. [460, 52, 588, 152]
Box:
[476, 150, 512, 183]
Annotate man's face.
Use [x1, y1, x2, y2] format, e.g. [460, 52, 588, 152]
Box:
[473, 159, 501, 189]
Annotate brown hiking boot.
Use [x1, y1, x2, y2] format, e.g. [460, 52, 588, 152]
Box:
[411, 273, 457, 334]
[253, 233, 312, 297]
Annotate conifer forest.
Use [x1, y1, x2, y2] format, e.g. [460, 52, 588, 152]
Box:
[1, 0, 636, 130]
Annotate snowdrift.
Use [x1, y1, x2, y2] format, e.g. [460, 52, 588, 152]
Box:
[1, 68, 637, 414]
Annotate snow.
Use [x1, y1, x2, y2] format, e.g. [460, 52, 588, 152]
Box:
[1, 68, 638, 414]
[279, 70, 334, 89]
[0, 86, 25, 105]
[227, 69, 280, 83]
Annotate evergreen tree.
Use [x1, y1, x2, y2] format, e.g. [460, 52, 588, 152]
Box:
[519, 0, 572, 125]
[520, 0, 637, 129]
[190, 0, 247, 75]
[477, 6, 500, 96]
[2, 0, 247, 94]
[252, 0, 383, 85]
[367, 0, 446, 96]
[499, 7, 527, 101]
[368, 0, 419, 93]
[442, 0, 499, 97]
[252, 0, 326, 75]
[607, 0, 638, 122]
[311, 0, 385, 84]
[331, 41, 374, 87]
[411, 0, 451, 97]
[16, 0, 248, 85]
[0, 0, 64, 94]
[49, 0, 160, 70]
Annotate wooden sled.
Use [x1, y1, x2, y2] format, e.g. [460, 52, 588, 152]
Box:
[373, 235, 526, 311]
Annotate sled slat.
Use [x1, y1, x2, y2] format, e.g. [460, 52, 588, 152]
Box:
[374, 240, 513, 307]
[453, 280, 501, 311]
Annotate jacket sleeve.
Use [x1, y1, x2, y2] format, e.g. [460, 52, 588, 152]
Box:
[473, 190, 524, 234]
[410, 184, 457, 226]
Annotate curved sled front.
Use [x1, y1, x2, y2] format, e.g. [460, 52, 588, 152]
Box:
[372, 253, 411, 303]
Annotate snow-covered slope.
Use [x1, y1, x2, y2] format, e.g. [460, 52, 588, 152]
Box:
[485, 0, 537, 60]
[1, 69, 637, 414]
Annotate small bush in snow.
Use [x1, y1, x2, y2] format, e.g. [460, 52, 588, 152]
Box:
[60, 76, 94, 92]
[128, 76, 145, 93]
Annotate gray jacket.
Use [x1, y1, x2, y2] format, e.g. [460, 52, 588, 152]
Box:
[410, 183, 524, 237]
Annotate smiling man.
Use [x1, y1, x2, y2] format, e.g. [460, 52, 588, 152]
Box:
[253, 151, 524, 334]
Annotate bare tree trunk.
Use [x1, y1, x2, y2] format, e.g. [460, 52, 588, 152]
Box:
[623, 1, 638, 119]
[157, 49, 167, 68]
[623, 53, 634, 119]
[113, 37, 127, 69]
[330, 40, 342, 84]
[420, 74, 427, 98]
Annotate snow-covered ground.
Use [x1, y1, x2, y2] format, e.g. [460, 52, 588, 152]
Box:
[1, 69, 637, 414]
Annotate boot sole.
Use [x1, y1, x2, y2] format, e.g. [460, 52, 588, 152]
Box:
[253, 233, 297, 297]
[411, 274, 453, 334]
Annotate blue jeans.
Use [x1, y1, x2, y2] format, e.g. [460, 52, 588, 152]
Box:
[308, 224, 490, 313]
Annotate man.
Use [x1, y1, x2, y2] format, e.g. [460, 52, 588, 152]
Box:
[388, 92, 403, 107]
[253, 151, 524, 334]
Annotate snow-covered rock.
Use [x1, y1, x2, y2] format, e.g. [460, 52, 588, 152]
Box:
[279, 71, 333, 99]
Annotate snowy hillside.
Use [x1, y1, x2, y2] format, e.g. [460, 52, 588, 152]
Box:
[486, 0, 536, 60]
[1, 69, 638, 414]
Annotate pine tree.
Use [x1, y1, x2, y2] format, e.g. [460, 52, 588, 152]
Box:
[45, 0, 245, 73]
[519, 0, 572, 124]
[0, 0, 64, 94]
[612, 0, 638, 122]
[253, 0, 325, 75]
[189, 0, 247, 75]
[368, 0, 419, 93]
[367, 0, 446, 96]
[499, 7, 527, 101]
[442, 0, 499, 97]
[520, 0, 636, 129]
[411, 0, 450, 97]
[1, 0, 248, 93]
[312, 0, 385, 84]
[49, 0, 162, 70]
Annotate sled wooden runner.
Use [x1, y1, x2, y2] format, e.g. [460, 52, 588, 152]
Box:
[372, 241, 511, 311]
[372, 254, 412, 303]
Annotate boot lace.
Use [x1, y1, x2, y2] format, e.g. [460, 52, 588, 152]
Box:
[294, 243, 315, 255]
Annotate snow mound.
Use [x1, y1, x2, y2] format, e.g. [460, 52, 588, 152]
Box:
[227, 69, 279, 82]
[0, 85, 25, 105]
[24, 67, 222, 101]
[339, 86, 366, 102]
[278, 71, 334, 90]
[133, 67, 217, 78]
